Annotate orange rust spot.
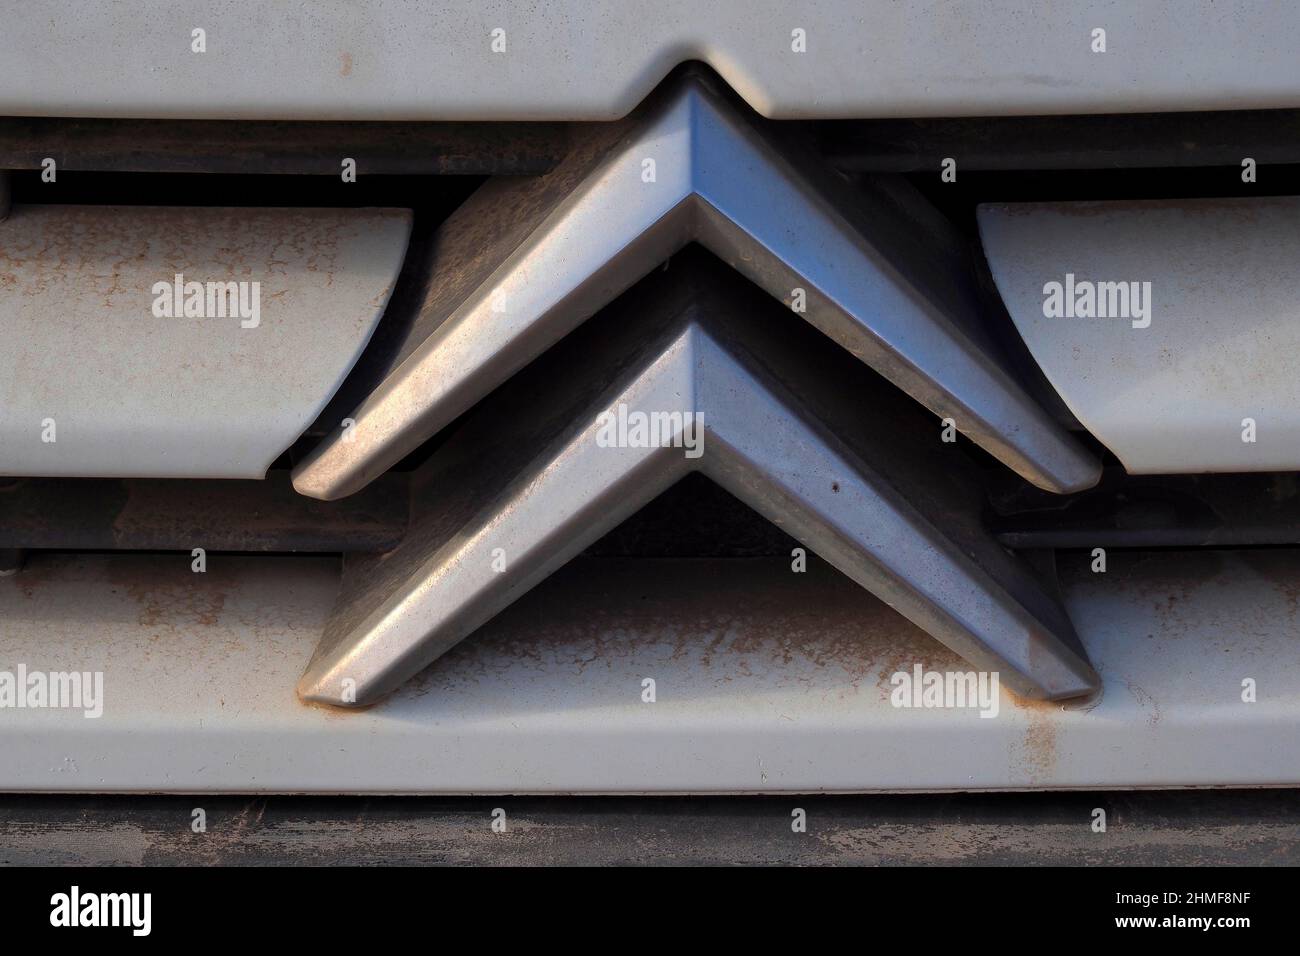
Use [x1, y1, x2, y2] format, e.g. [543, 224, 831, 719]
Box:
[1006, 690, 1064, 783]
[1020, 716, 1057, 781]
[105, 559, 231, 629]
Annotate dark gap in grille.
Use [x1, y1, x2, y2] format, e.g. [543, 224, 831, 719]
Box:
[9, 101, 1300, 178]
[585, 473, 797, 558]
[0, 115, 569, 176]
[906, 163, 1300, 242]
[814, 109, 1300, 174]
[7, 169, 485, 210]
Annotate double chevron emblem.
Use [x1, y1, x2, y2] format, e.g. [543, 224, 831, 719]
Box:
[293, 74, 1102, 707]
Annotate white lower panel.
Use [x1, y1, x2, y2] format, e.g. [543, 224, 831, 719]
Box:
[1, 550, 1296, 792]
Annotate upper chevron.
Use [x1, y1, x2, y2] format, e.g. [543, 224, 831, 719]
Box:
[292, 74, 1100, 502]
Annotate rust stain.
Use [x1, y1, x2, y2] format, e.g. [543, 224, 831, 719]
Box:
[1006, 691, 1059, 782]
[104, 559, 230, 629]
[400, 558, 968, 702]
[339, 52, 354, 77]
[0, 206, 364, 309]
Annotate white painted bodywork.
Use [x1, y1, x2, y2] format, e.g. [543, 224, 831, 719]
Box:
[0, 206, 412, 478]
[2, 551, 1295, 792]
[979, 197, 1300, 474]
[2, 1, 1299, 120]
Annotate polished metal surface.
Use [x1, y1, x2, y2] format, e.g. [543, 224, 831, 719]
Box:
[298, 269, 1097, 707]
[293, 76, 1097, 500]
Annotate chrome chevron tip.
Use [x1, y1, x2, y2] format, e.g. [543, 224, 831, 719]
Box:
[292, 74, 1098, 503]
[298, 268, 1098, 708]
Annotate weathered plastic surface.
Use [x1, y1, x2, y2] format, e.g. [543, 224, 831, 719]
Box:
[1, 548, 1296, 792]
[0, 205, 412, 478]
[3, 1, 1299, 120]
[980, 197, 1300, 474]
